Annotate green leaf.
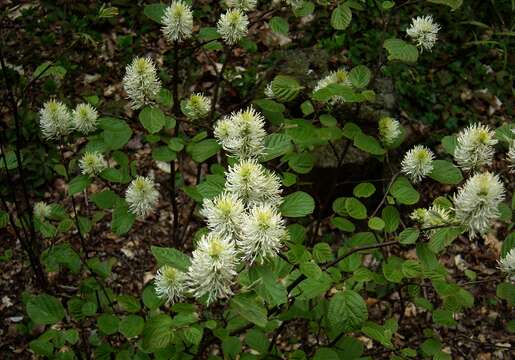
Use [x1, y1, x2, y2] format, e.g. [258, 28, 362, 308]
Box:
[331, 217, 355, 232]
[354, 133, 386, 155]
[390, 176, 420, 205]
[245, 329, 269, 354]
[139, 107, 165, 134]
[142, 314, 174, 350]
[288, 152, 315, 174]
[382, 206, 400, 232]
[262, 134, 293, 161]
[142, 285, 165, 310]
[97, 314, 119, 335]
[399, 227, 420, 245]
[349, 65, 371, 89]
[353, 182, 376, 198]
[119, 315, 145, 338]
[112, 200, 136, 235]
[68, 175, 91, 195]
[198, 27, 220, 41]
[429, 160, 463, 185]
[143, 3, 166, 24]
[249, 266, 287, 306]
[151, 246, 191, 272]
[441, 135, 457, 155]
[368, 217, 385, 231]
[384, 38, 419, 63]
[117, 295, 141, 313]
[428, 226, 463, 253]
[313, 243, 334, 263]
[100, 117, 133, 150]
[269, 16, 289, 34]
[187, 139, 220, 162]
[27, 294, 65, 325]
[427, 0, 463, 10]
[41, 243, 81, 273]
[383, 256, 404, 283]
[231, 294, 267, 328]
[271, 75, 302, 102]
[152, 146, 176, 162]
[91, 190, 120, 209]
[30, 339, 53, 357]
[330, 4, 352, 30]
[327, 290, 368, 332]
[345, 197, 367, 220]
[280, 191, 315, 217]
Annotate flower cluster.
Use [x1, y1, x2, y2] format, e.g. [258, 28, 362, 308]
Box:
[154, 265, 187, 304]
[214, 106, 266, 159]
[406, 15, 441, 52]
[454, 124, 497, 171]
[217, 9, 249, 45]
[161, 1, 194, 43]
[72, 103, 99, 134]
[125, 176, 159, 218]
[182, 93, 211, 120]
[122, 57, 162, 110]
[155, 107, 287, 305]
[401, 145, 434, 183]
[79, 151, 107, 177]
[34, 201, 52, 220]
[313, 68, 352, 104]
[410, 204, 453, 235]
[453, 172, 505, 238]
[225, 0, 257, 12]
[499, 249, 515, 284]
[39, 100, 73, 140]
[378, 117, 402, 147]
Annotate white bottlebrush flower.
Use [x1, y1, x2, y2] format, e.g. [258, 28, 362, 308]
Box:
[506, 140, 515, 172]
[225, 159, 282, 207]
[499, 248, 515, 283]
[79, 151, 107, 177]
[217, 9, 249, 45]
[410, 204, 453, 235]
[183, 93, 211, 120]
[264, 82, 275, 99]
[454, 124, 498, 171]
[453, 172, 505, 238]
[125, 176, 159, 217]
[239, 203, 288, 264]
[122, 57, 162, 110]
[214, 106, 266, 159]
[38, 100, 72, 140]
[225, 0, 257, 12]
[161, 1, 194, 43]
[187, 232, 238, 304]
[406, 15, 441, 52]
[313, 68, 352, 104]
[34, 201, 52, 220]
[401, 145, 435, 183]
[154, 265, 187, 304]
[72, 103, 99, 134]
[200, 192, 245, 240]
[378, 117, 402, 147]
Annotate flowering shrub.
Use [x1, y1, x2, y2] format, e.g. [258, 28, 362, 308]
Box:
[0, 1, 514, 359]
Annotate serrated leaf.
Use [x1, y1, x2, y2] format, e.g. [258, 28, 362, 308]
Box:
[143, 3, 167, 24]
[139, 107, 165, 134]
[231, 294, 267, 328]
[150, 246, 191, 272]
[280, 191, 315, 217]
[384, 38, 419, 63]
[26, 294, 65, 325]
[269, 16, 289, 34]
[429, 160, 463, 185]
[349, 65, 371, 89]
[327, 290, 368, 332]
[331, 5, 352, 30]
[271, 75, 302, 102]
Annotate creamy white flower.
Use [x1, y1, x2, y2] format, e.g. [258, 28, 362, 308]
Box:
[79, 151, 107, 177]
[378, 117, 401, 147]
[34, 201, 52, 220]
[217, 9, 249, 45]
[154, 265, 187, 304]
[183, 93, 211, 120]
[200, 192, 245, 239]
[161, 1, 193, 43]
[410, 204, 453, 235]
[122, 57, 161, 110]
[401, 145, 435, 183]
[225, 159, 282, 207]
[284, 0, 304, 9]
[264, 82, 275, 99]
[214, 106, 266, 159]
[72, 103, 98, 134]
[39, 100, 72, 140]
[125, 176, 159, 217]
[406, 15, 441, 52]
[225, 0, 257, 12]
[187, 233, 238, 304]
[454, 124, 497, 171]
[239, 203, 287, 264]
[313, 68, 352, 104]
[453, 172, 505, 238]
[499, 248, 515, 283]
